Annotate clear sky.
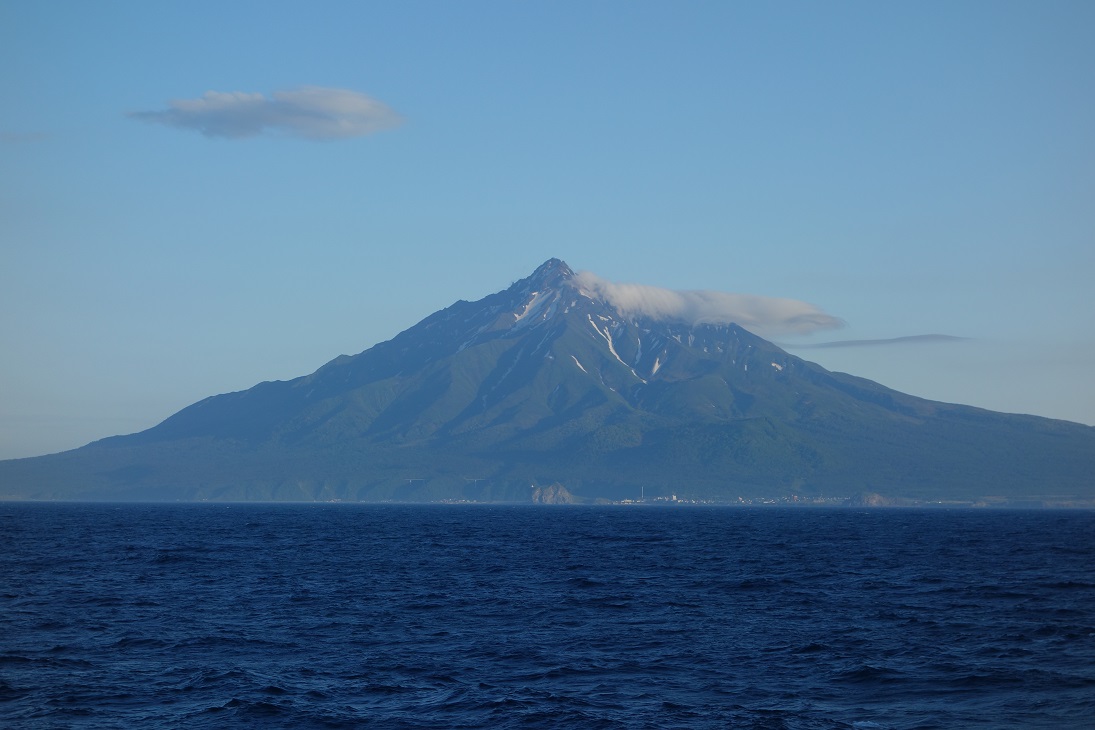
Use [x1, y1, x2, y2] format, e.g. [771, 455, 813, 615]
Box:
[2, 1, 1093, 460]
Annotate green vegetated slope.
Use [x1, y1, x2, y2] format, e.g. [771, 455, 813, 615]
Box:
[2, 259, 1093, 503]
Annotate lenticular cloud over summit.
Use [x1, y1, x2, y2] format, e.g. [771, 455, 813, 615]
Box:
[572, 271, 843, 336]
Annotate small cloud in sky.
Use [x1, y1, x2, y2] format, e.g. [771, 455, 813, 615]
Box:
[572, 271, 844, 336]
[129, 86, 402, 140]
[785, 334, 970, 349]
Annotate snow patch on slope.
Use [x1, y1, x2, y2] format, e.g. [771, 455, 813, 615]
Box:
[513, 289, 560, 329]
[586, 315, 647, 383]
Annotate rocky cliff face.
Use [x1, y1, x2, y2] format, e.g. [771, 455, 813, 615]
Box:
[530, 484, 576, 504]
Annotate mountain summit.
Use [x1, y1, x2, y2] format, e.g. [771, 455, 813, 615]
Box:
[3, 259, 1094, 504]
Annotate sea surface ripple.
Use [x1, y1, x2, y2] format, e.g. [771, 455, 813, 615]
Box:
[2, 503, 1093, 728]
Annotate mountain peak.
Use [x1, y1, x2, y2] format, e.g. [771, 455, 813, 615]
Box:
[528, 258, 574, 289]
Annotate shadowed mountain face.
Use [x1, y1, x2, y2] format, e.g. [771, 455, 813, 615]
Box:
[3, 259, 1094, 503]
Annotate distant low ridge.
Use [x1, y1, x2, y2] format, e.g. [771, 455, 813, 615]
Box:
[2, 259, 1094, 505]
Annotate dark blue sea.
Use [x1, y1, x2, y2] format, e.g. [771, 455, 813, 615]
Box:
[2, 504, 1093, 729]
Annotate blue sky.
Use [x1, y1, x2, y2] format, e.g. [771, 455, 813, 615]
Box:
[2, 1, 1093, 459]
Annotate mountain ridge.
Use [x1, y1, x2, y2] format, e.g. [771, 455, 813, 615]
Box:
[2, 259, 1093, 504]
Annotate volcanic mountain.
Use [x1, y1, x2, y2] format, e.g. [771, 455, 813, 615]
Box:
[3, 259, 1093, 503]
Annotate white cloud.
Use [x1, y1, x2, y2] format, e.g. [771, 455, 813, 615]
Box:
[786, 334, 968, 349]
[572, 271, 844, 336]
[129, 87, 402, 140]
